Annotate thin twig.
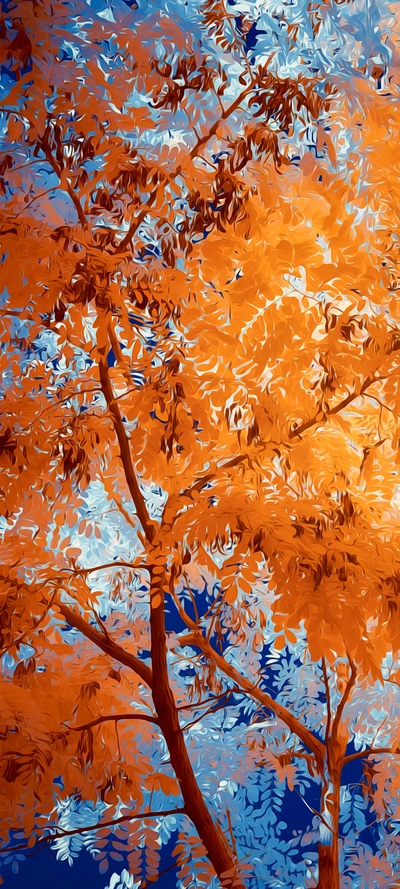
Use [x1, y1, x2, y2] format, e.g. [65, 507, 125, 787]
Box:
[181, 691, 234, 732]
[63, 712, 159, 732]
[62, 561, 148, 577]
[0, 808, 186, 856]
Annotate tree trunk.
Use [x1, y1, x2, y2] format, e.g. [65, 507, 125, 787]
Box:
[317, 762, 341, 889]
[318, 841, 339, 889]
[149, 568, 244, 889]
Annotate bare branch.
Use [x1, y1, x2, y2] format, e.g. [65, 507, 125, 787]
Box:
[111, 492, 138, 530]
[40, 137, 89, 231]
[181, 691, 235, 732]
[177, 688, 242, 713]
[292, 788, 337, 837]
[226, 809, 238, 861]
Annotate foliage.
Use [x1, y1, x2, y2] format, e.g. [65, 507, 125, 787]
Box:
[1, 0, 400, 887]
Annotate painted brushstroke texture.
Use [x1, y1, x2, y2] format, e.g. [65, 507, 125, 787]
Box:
[1, 1, 400, 888]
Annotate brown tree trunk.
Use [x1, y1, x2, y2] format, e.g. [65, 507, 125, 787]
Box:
[149, 567, 244, 889]
[316, 760, 341, 889]
[318, 841, 339, 889]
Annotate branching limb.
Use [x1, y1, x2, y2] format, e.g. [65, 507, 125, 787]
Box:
[181, 691, 235, 732]
[173, 371, 386, 525]
[115, 77, 256, 255]
[177, 688, 242, 713]
[40, 137, 89, 231]
[292, 788, 338, 838]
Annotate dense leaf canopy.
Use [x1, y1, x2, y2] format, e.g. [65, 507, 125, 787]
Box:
[1, 0, 400, 887]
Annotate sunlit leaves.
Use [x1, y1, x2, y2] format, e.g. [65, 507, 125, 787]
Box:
[1, 0, 400, 887]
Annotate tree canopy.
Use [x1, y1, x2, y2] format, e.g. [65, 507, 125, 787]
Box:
[1, 0, 400, 887]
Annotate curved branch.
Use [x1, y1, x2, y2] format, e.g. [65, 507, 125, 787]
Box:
[177, 688, 242, 713]
[64, 712, 159, 732]
[40, 138, 88, 230]
[181, 690, 235, 732]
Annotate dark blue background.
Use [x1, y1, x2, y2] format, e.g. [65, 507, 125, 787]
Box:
[5, 847, 179, 888]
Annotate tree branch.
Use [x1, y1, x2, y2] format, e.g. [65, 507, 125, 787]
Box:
[114, 78, 256, 255]
[55, 600, 153, 688]
[177, 453, 252, 506]
[40, 138, 89, 231]
[64, 712, 159, 732]
[180, 690, 235, 732]
[97, 326, 156, 544]
[175, 372, 383, 516]
[289, 374, 378, 440]
[343, 747, 400, 765]
[177, 688, 242, 713]
[62, 561, 148, 577]
[111, 491, 138, 530]
[292, 788, 337, 837]
[0, 808, 186, 855]
[179, 628, 325, 764]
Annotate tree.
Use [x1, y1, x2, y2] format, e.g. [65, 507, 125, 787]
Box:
[1, 0, 400, 887]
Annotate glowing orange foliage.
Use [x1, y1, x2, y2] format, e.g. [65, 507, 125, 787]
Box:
[1, 1, 400, 887]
